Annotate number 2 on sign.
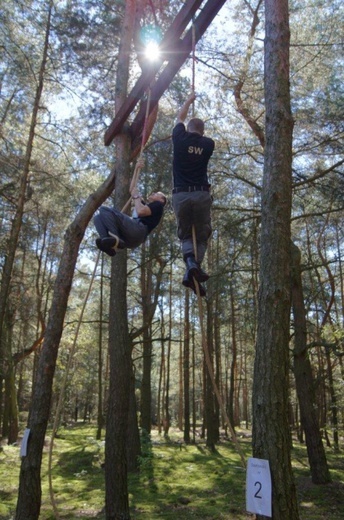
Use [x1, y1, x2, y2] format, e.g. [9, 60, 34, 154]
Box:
[246, 458, 272, 517]
[254, 481, 262, 499]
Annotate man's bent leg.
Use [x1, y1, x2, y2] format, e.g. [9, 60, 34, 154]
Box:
[94, 206, 121, 239]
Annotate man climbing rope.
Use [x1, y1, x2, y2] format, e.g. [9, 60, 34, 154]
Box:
[94, 184, 167, 257]
[172, 91, 215, 296]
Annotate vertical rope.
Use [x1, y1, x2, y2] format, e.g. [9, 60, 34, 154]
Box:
[140, 88, 152, 158]
[191, 226, 246, 467]
[192, 224, 198, 262]
[191, 21, 196, 118]
[130, 87, 152, 193]
[122, 87, 152, 214]
[196, 289, 246, 467]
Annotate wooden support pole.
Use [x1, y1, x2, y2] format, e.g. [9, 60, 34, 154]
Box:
[104, 0, 204, 146]
[104, 0, 227, 147]
[129, 0, 227, 150]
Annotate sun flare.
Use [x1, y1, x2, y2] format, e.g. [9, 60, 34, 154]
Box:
[144, 41, 161, 62]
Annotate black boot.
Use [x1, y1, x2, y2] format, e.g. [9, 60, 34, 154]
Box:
[96, 238, 116, 257]
[107, 233, 125, 249]
[185, 255, 209, 283]
[96, 236, 125, 257]
[196, 262, 209, 282]
[182, 269, 206, 297]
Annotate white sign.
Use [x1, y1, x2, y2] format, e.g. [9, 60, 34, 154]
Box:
[20, 428, 31, 457]
[246, 457, 272, 517]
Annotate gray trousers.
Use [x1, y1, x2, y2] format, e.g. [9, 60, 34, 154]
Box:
[93, 206, 148, 249]
[172, 191, 212, 263]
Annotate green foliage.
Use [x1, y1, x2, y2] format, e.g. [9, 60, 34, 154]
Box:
[0, 425, 343, 519]
[0, 0, 343, 515]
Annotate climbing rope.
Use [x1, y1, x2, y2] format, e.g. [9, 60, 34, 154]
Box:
[122, 86, 152, 213]
[191, 20, 196, 118]
[188, 27, 245, 464]
[192, 234, 246, 466]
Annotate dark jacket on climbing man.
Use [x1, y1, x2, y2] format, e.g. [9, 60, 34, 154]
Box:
[138, 200, 164, 233]
[94, 200, 164, 251]
[172, 122, 215, 188]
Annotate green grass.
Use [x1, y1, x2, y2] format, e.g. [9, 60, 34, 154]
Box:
[0, 425, 343, 519]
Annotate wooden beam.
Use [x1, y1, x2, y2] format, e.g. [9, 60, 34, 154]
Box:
[104, 0, 204, 146]
[130, 0, 228, 150]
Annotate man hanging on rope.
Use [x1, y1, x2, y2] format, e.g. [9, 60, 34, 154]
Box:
[94, 166, 167, 256]
[172, 91, 215, 296]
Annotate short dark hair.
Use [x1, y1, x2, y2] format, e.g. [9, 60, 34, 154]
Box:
[187, 118, 204, 135]
[156, 191, 167, 206]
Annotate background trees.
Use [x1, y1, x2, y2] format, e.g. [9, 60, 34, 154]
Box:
[0, 0, 343, 517]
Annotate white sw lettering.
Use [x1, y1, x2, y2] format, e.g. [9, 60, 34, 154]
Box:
[188, 146, 203, 155]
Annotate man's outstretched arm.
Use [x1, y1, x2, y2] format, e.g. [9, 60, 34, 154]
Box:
[176, 92, 196, 124]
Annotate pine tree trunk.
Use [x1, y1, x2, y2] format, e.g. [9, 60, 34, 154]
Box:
[324, 348, 339, 450]
[205, 316, 217, 450]
[2, 306, 18, 442]
[291, 242, 331, 484]
[157, 321, 165, 434]
[252, 0, 299, 516]
[15, 170, 116, 519]
[140, 327, 152, 434]
[228, 283, 237, 430]
[106, 240, 131, 518]
[3, 364, 19, 443]
[140, 246, 153, 435]
[0, 0, 52, 438]
[140, 245, 166, 434]
[183, 291, 191, 443]
[96, 256, 104, 441]
[126, 366, 141, 472]
[192, 322, 197, 443]
[214, 303, 223, 429]
[14, 10, 116, 520]
[104, 1, 136, 516]
[178, 333, 183, 431]
[163, 271, 172, 437]
[164, 334, 171, 436]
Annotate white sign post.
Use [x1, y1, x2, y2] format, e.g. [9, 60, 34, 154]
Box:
[20, 428, 31, 458]
[246, 457, 272, 517]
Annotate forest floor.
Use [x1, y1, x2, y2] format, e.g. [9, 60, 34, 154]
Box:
[0, 424, 343, 519]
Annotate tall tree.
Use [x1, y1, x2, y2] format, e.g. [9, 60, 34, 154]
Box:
[139, 245, 167, 434]
[104, 0, 135, 518]
[96, 256, 105, 440]
[252, 0, 299, 519]
[13, 2, 121, 510]
[0, 0, 53, 440]
[183, 290, 191, 443]
[291, 242, 331, 484]
[15, 172, 116, 519]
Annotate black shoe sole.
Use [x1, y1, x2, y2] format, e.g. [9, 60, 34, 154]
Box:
[107, 234, 125, 249]
[195, 269, 209, 283]
[96, 238, 116, 257]
[182, 276, 206, 297]
[186, 264, 209, 283]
